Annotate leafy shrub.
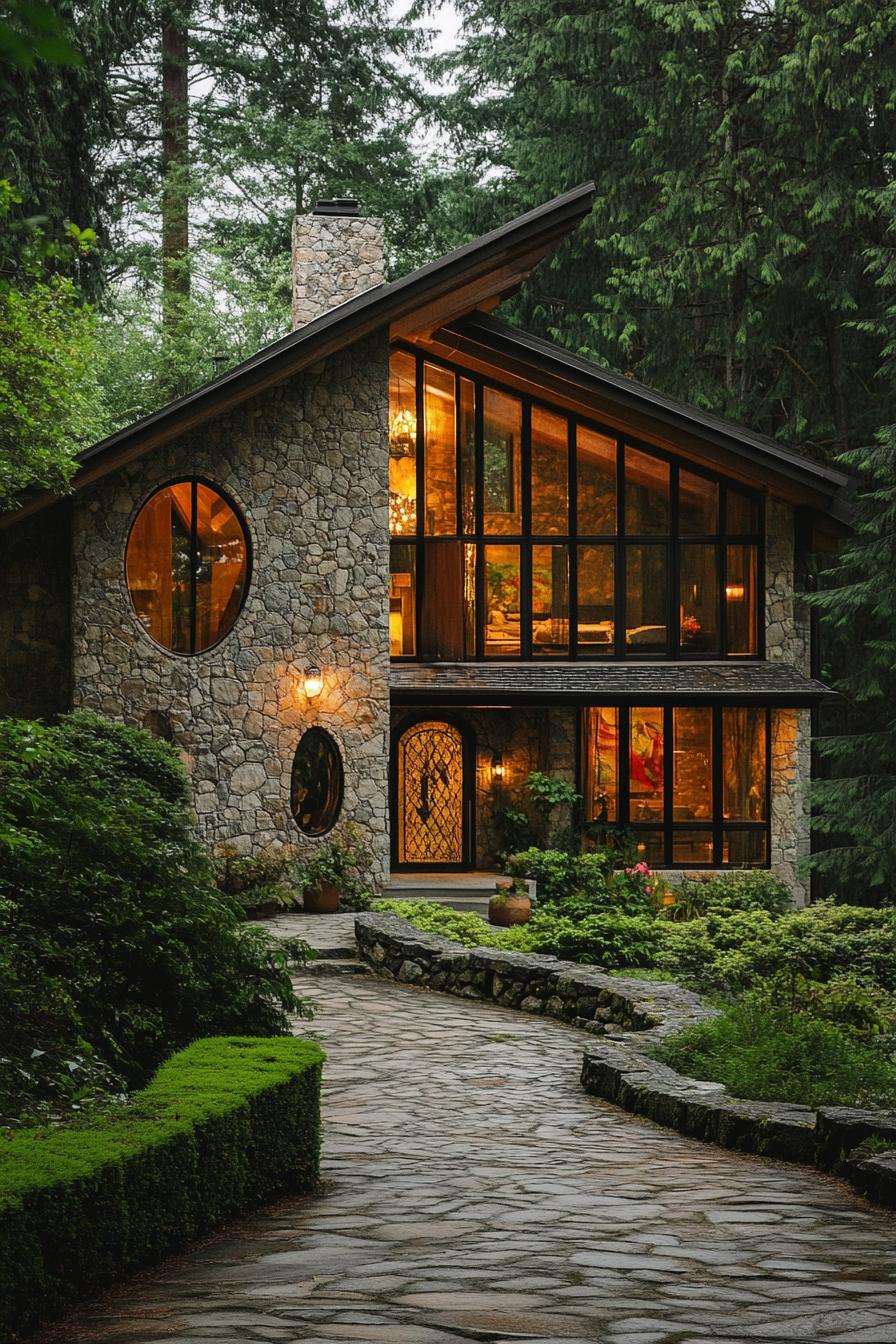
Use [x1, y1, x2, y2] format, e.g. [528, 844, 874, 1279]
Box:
[506, 848, 654, 917]
[0, 714, 307, 1114]
[754, 971, 896, 1038]
[0, 1035, 323, 1342]
[506, 847, 578, 901]
[292, 824, 375, 910]
[527, 910, 663, 968]
[657, 900, 896, 993]
[496, 806, 536, 863]
[674, 871, 791, 918]
[657, 997, 896, 1109]
[373, 899, 660, 968]
[372, 900, 535, 950]
[214, 845, 302, 914]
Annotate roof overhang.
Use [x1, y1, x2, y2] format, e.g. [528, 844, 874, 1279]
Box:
[391, 662, 837, 708]
[1, 183, 597, 531]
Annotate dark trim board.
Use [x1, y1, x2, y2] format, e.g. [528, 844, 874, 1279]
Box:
[390, 661, 837, 707]
[434, 313, 849, 511]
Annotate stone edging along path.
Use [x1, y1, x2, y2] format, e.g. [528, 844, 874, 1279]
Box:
[355, 912, 896, 1208]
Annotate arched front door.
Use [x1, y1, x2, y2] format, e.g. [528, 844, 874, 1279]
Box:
[393, 717, 473, 869]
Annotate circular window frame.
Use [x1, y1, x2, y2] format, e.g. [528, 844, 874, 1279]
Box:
[124, 476, 252, 658]
[290, 727, 345, 837]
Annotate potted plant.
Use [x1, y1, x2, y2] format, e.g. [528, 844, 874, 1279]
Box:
[295, 827, 373, 914]
[489, 877, 533, 927]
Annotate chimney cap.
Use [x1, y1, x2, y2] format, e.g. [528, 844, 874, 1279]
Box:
[312, 198, 361, 217]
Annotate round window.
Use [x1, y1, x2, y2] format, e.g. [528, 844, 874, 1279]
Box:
[125, 480, 249, 654]
[291, 728, 344, 836]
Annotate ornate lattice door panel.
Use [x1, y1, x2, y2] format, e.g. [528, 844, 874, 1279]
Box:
[397, 720, 466, 866]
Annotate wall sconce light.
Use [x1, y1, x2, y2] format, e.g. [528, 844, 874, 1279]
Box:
[491, 751, 505, 784]
[725, 583, 745, 602]
[303, 666, 323, 698]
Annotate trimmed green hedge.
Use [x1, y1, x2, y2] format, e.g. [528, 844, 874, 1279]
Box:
[0, 1036, 324, 1342]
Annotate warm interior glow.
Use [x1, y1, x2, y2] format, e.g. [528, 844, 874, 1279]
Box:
[583, 705, 767, 867]
[424, 362, 457, 534]
[387, 354, 762, 660]
[389, 545, 416, 656]
[389, 351, 417, 535]
[125, 480, 247, 655]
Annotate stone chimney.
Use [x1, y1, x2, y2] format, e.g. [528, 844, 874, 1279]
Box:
[291, 198, 386, 329]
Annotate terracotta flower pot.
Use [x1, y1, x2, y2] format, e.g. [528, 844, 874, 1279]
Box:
[303, 880, 341, 914]
[489, 892, 532, 927]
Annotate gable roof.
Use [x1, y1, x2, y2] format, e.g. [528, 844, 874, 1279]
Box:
[2, 180, 848, 527]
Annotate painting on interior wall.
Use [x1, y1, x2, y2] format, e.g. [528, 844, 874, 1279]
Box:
[629, 708, 664, 820]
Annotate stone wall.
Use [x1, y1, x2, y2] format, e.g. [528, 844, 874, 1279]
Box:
[356, 912, 716, 1038]
[0, 503, 72, 720]
[390, 705, 577, 867]
[70, 333, 392, 882]
[765, 498, 812, 903]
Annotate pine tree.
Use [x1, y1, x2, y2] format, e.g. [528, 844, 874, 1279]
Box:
[441, 0, 896, 459]
[808, 168, 896, 902]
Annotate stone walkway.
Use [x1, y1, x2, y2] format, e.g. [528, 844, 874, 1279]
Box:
[36, 974, 896, 1344]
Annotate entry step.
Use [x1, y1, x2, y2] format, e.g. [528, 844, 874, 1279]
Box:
[383, 872, 503, 915]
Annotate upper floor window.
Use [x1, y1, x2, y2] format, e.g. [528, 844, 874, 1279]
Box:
[389, 350, 762, 662]
[126, 479, 249, 654]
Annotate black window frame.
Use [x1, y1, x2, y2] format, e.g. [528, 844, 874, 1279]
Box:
[290, 727, 345, 837]
[578, 704, 772, 869]
[388, 345, 765, 664]
[125, 476, 252, 657]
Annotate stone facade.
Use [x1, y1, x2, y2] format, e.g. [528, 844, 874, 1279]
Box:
[70, 334, 392, 883]
[765, 497, 812, 904]
[292, 213, 385, 329]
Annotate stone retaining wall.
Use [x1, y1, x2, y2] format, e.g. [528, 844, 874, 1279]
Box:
[355, 912, 896, 1207]
[355, 912, 715, 1038]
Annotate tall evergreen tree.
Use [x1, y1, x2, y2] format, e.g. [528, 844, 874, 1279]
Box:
[808, 166, 896, 902]
[0, 1, 133, 295]
[441, 0, 896, 458]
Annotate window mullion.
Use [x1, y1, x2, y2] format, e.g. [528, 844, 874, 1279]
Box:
[615, 440, 625, 659]
[569, 418, 578, 658]
[713, 704, 724, 866]
[664, 705, 674, 866]
[189, 479, 197, 655]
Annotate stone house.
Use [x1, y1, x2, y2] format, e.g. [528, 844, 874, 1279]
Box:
[0, 185, 846, 902]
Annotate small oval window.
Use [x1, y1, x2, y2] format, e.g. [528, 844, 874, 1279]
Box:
[291, 728, 344, 835]
[126, 479, 249, 654]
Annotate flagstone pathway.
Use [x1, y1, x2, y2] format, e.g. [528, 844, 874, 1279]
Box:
[35, 971, 896, 1344]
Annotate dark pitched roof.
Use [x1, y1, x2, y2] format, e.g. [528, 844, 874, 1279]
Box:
[439, 312, 848, 506]
[390, 661, 836, 706]
[1, 183, 598, 529]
